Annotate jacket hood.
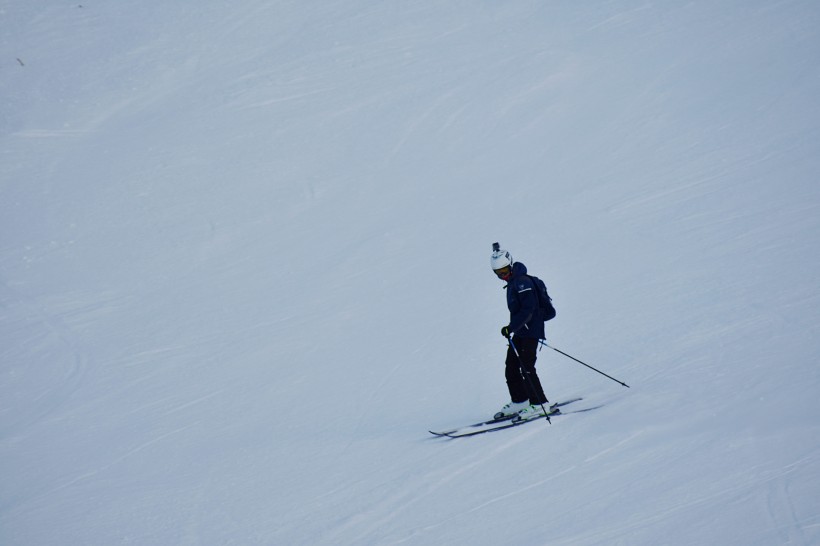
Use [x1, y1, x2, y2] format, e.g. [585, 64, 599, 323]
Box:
[510, 261, 528, 279]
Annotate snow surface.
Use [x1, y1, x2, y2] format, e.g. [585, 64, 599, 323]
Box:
[2, 1, 820, 544]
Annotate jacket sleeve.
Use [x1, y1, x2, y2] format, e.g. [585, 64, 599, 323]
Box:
[508, 276, 538, 335]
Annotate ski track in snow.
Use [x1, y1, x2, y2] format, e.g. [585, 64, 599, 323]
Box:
[556, 450, 820, 545]
[47, 424, 196, 497]
[0, 281, 91, 437]
[329, 431, 561, 544]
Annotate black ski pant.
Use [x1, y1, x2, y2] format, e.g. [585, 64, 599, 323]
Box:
[505, 336, 548, 405]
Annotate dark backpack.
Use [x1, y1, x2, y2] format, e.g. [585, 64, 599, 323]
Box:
[527, 275, 556, 322]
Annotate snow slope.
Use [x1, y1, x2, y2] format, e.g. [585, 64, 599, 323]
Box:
[2, 1, 819, 544]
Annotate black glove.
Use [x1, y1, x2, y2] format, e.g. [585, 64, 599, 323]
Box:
[501, 326, 511, 338]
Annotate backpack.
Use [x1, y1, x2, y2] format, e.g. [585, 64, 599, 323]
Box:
[527, 275, 556, 322]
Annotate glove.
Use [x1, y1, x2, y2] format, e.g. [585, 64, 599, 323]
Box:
[501, 326, 511, 338]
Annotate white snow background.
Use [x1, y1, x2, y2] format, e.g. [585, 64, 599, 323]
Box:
[2, 1, 819, 544]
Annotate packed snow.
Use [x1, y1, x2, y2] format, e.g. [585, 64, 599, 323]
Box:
[2, 1, 819, 544]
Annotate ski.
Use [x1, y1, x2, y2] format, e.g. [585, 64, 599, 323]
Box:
[429, 398, 582, 438]
[435, 412, 553, 438]
[430, 411, 518, 437]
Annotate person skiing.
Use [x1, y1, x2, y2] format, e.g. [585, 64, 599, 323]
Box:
[491, 243, 553, 421]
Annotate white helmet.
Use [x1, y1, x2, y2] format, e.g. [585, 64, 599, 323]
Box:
[490, 242, 513, 271]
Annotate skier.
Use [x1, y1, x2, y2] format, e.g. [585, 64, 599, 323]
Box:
[491, 243, 552, 421]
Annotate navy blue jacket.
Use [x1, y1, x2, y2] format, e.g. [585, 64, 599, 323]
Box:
[505, 262, 545, 340]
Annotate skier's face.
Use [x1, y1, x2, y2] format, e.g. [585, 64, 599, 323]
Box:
[494, 265, 512, 281]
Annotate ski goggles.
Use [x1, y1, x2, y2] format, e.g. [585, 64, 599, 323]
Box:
[494, 266, 512, 278]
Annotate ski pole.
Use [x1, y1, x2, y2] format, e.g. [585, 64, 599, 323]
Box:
[540, 341, 630, 388]
[508, 337, 551, 423]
